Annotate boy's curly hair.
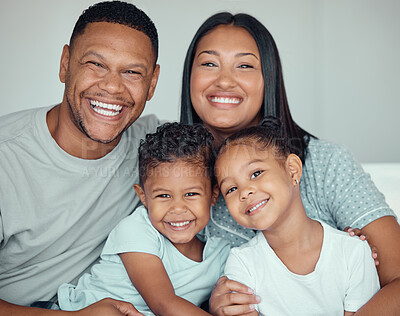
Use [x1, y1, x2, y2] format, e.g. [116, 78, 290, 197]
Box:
[138, 122, 215, 186]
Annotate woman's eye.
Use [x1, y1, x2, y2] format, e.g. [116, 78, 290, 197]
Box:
[201, 62, 216, 67]
[239, 64, 254, 69]
[226, 187, 237, 195]
[251, 170, 263, 179]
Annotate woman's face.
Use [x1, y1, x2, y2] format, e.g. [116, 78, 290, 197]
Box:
[190, 25, 264, 138]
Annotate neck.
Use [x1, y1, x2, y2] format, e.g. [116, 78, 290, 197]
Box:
[262, 198, 319, 252]
[173, 236, 204, 262]
[47, 104, 120, 160]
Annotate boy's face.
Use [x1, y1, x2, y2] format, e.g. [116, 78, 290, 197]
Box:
[135, 160, 218, 245]
[215, 144, 298, 231]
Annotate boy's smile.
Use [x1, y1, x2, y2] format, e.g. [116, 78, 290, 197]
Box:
[134, 160, 219, 250]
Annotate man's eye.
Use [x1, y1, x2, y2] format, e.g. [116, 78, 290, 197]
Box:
[89, 61, 103, 68]
[251, 170, 263, 179]
[226, 187, 237, 195]
[125, 70, 141, 75]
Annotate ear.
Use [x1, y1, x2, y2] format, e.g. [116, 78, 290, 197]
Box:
[285, 154, 302, 186]
[59, 44, 70, 83]
[210, 184, 220, 206]
[146, 64, 160, 101]
[133, 184, 148, 209]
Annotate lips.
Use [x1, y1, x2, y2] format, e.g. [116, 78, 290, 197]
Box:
[89, 99, 123, 117]
[207, 94, 243, 108]
[245, 199, 269, 215]
[165, 220, 194, 230]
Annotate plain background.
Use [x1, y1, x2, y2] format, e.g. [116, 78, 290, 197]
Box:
[0, 0, 399, 162]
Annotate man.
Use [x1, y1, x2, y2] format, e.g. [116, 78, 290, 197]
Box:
[0, 1, 160, 315]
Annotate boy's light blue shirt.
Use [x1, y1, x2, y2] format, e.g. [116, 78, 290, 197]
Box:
[58, 206, 231, 313]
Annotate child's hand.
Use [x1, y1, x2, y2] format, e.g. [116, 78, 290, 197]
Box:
[209, 276, 260, 315]
[77, 298, 144, 316]
[344, 227, 379, 266]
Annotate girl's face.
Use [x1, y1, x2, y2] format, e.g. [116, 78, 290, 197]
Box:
[215, 144, 299, 231]
[190, 25, 264, 139]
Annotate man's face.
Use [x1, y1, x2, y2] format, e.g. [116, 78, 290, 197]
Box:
[59, 22, 159, 145]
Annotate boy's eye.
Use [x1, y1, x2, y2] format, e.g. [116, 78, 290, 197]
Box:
[185, 192, 199, 197]
[251, 170, 263, 179]
[225, 187, 237, 196]
[156, 194, 170, 198]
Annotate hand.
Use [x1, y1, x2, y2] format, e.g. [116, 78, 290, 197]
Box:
[344, 227, 379, 266]
[77, 298, 144, 316]
[209, 276, 260, 316]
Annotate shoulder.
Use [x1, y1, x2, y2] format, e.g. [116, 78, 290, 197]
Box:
[125, 114, 161, 137]
[0, 107, 45, 144]
[229, 233, 263, 257]
[111, 206, 151, 235]
[323, 222, 369, 255]
[306, 138, 356, 165]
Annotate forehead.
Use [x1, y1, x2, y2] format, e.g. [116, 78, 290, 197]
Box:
[216, 144, 282, 172]
[196, 24, 260, 56]
[144, 160, 210, 185]
[71, 22, 155, 64]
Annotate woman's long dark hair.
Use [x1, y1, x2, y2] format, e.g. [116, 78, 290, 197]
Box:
[180, 12, 315, 162]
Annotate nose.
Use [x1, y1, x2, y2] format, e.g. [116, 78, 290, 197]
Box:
[98, 70, 125, 95]
[169, 198, 189, 215]
[239, 186, 254, 201]
[214, 67, 236, 90]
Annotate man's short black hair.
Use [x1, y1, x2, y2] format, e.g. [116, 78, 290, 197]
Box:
[138, 122, 215, 186]
[70, 1, 158, 62]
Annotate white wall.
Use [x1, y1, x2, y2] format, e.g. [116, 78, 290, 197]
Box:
[1, 0, 399, 162]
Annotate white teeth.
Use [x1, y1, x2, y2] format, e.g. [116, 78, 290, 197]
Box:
[211, 97, 240, 104]
[90, 100, 123, 116]
[169, 221, 190, 227]
[248, 200, 268, 213]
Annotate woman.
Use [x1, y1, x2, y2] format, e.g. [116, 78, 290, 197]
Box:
[180, 12, 400, 315]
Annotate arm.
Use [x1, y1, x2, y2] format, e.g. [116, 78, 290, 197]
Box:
[0, 298, 143, 316]
[209, 277, 259, 316]
[354, 216, 400, 315]
[344, 312, 355, 316]
[120, 252, 211, 316]
[210, 250, 261, 316]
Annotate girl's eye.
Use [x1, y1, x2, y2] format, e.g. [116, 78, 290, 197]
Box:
[185, 192, 199, 197]
[251, 170, 263, 179]
[226, 187, 237, 196]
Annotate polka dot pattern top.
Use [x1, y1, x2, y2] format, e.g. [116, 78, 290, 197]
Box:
[208, 138, 395, 247]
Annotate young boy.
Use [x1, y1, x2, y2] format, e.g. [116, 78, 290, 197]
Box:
[58, 123, 230, 316]
[214, 117, 380, 316]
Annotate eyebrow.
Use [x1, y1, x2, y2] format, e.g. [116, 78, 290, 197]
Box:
[218, 158, 265, 188]
[81, 51, 148, 71]
[197, 50, 259, 60]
